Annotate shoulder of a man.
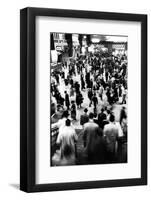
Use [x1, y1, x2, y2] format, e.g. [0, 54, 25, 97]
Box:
[84, 122, 90, 129]
[93, 122, 99, 127]
[80, 114, 84, 119]
[104, 123, 110, 131]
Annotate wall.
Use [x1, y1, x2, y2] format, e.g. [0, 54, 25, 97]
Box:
[0, 0, 150, 199]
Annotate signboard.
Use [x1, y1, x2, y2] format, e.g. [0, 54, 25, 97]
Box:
[56, 46, 62, 51]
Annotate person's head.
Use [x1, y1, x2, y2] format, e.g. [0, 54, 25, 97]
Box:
[57, 104, 61, 111]
[66, 119, 71, 127]
[110, 114, 115, 122]
[84, 108, 88, 113]
[94, 112, 97, 118]
[103, 114, 107, 120]
[62, 110, 69, 118]
[101, 108, 104, 113]
[107, 109, 110, 115]
[89, 112, 94, 120]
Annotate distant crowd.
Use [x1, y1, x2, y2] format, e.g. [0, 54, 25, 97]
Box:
[51, 52, 127, 166]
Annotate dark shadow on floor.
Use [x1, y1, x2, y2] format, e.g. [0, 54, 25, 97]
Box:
[9, 183, 20, 190]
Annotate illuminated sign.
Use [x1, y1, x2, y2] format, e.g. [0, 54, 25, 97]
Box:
[56, 46, 62, 51]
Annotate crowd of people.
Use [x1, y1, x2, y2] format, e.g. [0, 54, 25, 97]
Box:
[51, 52, 128, 166]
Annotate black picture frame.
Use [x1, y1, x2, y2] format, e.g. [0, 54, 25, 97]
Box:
[20, 7, 147, 192]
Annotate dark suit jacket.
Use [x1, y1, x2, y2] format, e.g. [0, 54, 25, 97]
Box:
[98, 112, 106, 128]
[83, 121, 99, 150]
[83, 122, 107, 164]
[80, 114, 89, 125]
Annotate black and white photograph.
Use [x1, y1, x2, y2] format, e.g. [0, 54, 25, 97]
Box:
[50, 33, 128, 166]
[19, 7, 147, 192]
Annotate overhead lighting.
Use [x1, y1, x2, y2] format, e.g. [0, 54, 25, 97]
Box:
[106, 36, 127, 42]
[91, 38, 100, 43]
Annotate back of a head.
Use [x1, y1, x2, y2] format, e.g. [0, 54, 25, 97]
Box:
[101, 108, 104, 113]
[66, 119, 71, 126]
[107, 109, 110, 114]
[84, 108, 88, 113]
[89, 112, 94, 120]
[110, 114, 115, 122]
[103, 114, 107, 120]
[57, 104, 61, 111]
[94, 112, 97, 118]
